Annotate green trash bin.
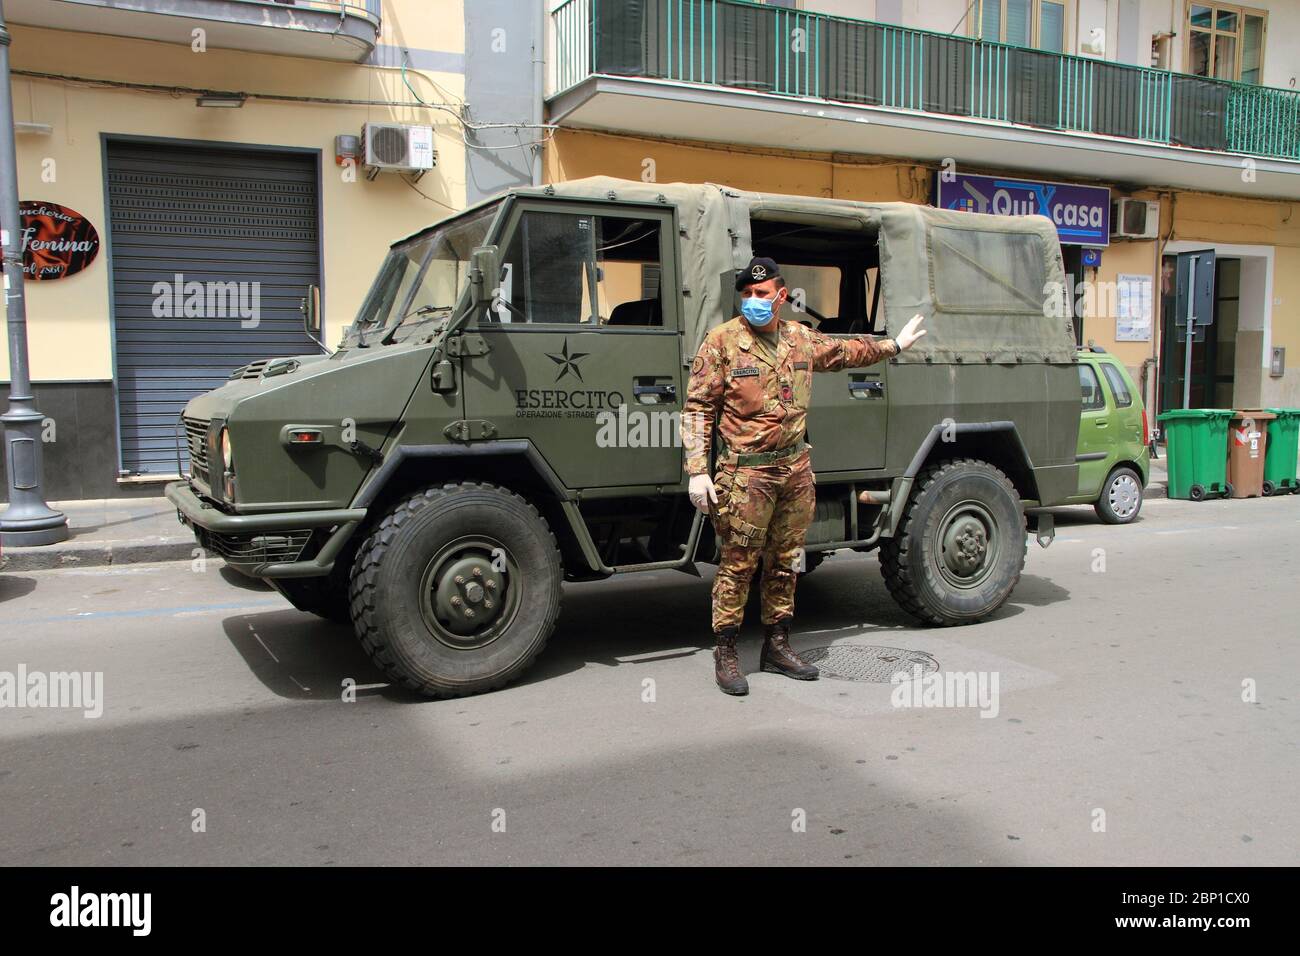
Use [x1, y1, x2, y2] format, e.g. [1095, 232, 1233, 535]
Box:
[1157, 408, 1233, 501]
[1263, 408, 1300, 495]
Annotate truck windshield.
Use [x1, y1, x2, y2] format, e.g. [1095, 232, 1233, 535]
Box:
[354, 201, 499, 341]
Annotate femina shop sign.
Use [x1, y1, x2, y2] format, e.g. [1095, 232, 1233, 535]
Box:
[936, 173, 1110, 247]
[18, 201, 101, 279]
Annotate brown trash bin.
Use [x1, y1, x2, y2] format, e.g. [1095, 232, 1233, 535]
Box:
[1226, 410, 1276, 498]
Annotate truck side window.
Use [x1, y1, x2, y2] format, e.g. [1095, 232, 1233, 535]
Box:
[780, 263, 841, 330]
[497, 211, 663, 326]
[1100, 364, 1133, 407]
[1079, 365, 1106, 410]
[929, 226, 1047, 315]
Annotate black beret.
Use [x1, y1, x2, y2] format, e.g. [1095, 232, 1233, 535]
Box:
[736, 256, 781, 291]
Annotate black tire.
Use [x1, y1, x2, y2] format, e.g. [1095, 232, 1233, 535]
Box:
[349, 482, 562, 698]
[1262, 480, 1275, 497]
[272, 576, 352, 624]
[879, 458, 1027, 626]
[1224, 482, 1234, 499]
[1094, 466, 1144, 524]
[1189, 484, 1206, 501]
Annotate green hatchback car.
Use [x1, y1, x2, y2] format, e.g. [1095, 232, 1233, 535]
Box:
[1064, 348, 1150, 523]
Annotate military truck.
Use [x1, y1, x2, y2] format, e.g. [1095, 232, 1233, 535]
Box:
[167, 177, 1079, 698]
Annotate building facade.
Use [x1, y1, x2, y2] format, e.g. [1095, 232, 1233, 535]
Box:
[546, 0, 1300, 423]
[4, 0, 1299, 501]
[1, 0, 541, 500]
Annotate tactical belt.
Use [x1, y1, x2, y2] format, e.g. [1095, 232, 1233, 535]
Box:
[718, 440, 808, 468]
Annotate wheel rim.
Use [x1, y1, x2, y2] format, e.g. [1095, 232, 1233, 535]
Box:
[934, 501, 1000, 590]
[418, 535, 520, 650]
[1107, 473, 1141, 518]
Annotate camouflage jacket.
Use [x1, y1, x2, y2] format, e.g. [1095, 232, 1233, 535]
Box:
[682, 317, 898, 476]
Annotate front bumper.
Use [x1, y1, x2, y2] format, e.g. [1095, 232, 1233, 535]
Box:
[165, 481, 366, 578]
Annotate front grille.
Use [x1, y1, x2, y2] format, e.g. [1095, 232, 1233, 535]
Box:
[194, 527, 312, 566]
[183, 416, 210, 483]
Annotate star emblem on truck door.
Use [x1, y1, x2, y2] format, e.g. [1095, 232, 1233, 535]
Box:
[545, 340, 590, 382]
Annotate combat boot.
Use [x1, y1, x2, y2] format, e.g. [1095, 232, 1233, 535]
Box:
[713, 626, 749, 696]
[760, 620, 819, 680]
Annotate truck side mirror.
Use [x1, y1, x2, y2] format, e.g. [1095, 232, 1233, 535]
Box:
[300, 284, 328, 352]
[469, 246, 498, 306]
[301, 284, 322, 336]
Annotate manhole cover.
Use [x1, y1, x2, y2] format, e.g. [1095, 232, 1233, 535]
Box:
[801, 645, 939, 682]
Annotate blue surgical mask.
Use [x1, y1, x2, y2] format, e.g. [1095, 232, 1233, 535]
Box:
[741, 296, 774, 327]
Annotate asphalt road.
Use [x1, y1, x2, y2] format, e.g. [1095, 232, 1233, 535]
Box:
[1, 493, 1296, 866]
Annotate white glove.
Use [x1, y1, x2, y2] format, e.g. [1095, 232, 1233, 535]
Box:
[896, 313, 927, 350]
[689, 474, 718, 513]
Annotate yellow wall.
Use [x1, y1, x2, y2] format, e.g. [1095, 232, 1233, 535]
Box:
[2, 0, 468, 382]
[1077, 238, 1159, 375]
[546, 129, 928, 203]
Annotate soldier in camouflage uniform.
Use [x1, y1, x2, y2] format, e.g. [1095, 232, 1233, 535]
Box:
[683, 257, 926, 695]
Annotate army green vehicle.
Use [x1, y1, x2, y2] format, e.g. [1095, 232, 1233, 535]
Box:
[167, 177, 1079, 698]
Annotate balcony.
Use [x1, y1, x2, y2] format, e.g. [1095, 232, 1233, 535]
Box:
[550, 0, 1300, 198]
[7, 0, 382, 64]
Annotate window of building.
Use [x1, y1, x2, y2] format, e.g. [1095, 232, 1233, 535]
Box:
[1186, 3, 1267, 84]
[1100, 363, 1134, 407]
[972, 0, 1069, 52]
[1079, 365, 1106, 410]
[497, 210, 664, 326]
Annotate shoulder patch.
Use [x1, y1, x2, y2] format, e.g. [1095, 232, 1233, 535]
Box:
[794, 361, 809, 370]
[692, 355, 705, 374]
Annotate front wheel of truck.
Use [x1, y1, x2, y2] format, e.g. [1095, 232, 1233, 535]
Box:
[878, 458, 1027, 626]
[349, 482, 563, 698]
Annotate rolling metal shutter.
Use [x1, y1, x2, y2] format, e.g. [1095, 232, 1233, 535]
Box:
[106, 140, 320, 475]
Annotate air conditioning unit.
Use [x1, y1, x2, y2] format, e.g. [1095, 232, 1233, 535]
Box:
[361, 123, 436, 180]
[1111, 198, 1160, 240]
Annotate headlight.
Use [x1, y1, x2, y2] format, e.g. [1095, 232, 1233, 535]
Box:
[220, 428, 234, 471]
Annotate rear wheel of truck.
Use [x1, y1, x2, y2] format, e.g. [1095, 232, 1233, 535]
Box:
[879, 458, 1027, 626]
[349, 482, 562, 698]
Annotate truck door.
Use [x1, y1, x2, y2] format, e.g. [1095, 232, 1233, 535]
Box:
[459, 202, 684, 490]
[750, 217, 888, 474]
[1076, 362, 1115, 495]
[805, 262, 888, 473]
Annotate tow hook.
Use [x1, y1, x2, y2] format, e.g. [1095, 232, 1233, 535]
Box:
[1028, 511, 1055, 548]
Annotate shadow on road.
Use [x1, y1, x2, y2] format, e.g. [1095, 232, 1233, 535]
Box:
[0, 700, 1023, 865]
[0, 573, 37, 604]
[219, 549, 1068, 702]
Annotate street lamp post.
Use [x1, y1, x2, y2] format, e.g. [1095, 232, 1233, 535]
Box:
[0, 0, 68, 547]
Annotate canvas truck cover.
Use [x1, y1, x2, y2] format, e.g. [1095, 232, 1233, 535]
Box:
[504, 177, 1077, 366]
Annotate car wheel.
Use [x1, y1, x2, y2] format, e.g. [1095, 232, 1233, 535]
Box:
[879, 458, 1027, 626]
[1094, 466, 1143, 524]
[349, 482, 562, 698]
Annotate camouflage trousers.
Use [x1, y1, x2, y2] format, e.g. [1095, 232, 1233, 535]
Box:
[709, 449, 816, 632]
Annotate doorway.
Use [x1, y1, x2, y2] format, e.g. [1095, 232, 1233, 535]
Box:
[1158, 254, 1240, 412]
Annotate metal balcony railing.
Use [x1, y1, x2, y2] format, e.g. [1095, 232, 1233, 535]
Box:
[552, 0, 1300, 162]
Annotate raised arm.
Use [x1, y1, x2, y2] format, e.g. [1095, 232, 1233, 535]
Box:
[809, 313, 927, 371]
